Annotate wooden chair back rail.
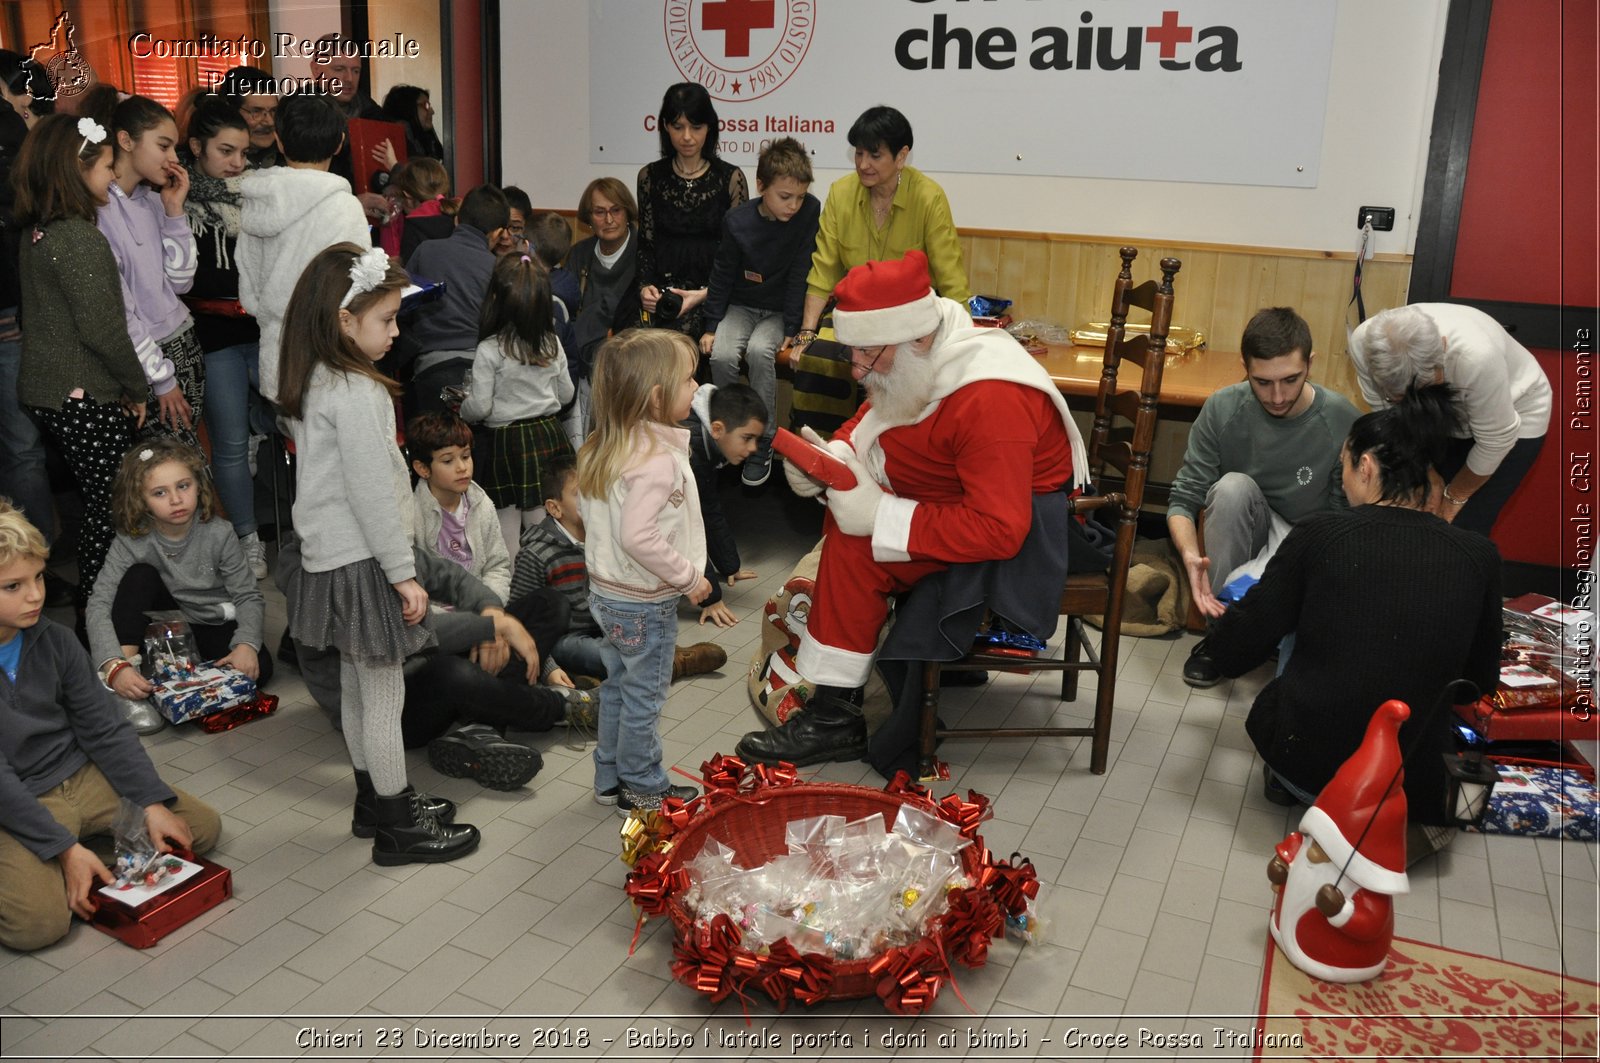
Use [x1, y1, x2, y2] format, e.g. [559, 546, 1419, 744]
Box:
[918, 247, 1181, 779]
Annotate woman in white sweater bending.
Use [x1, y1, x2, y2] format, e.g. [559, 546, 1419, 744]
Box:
[1348, 302, 1551, 535]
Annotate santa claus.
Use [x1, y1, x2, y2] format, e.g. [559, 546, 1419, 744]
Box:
[1267, 699, 1412, 983]
[736, 250, 1088, 767]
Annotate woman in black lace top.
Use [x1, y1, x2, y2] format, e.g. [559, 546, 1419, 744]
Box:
[636, 83, 748, 339]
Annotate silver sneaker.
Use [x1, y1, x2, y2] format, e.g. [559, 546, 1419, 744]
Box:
[119, 696, 166, 735]
[240, 532, 269, 581]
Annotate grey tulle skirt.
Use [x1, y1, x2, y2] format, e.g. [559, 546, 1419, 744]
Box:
[283, 557, 435, 663]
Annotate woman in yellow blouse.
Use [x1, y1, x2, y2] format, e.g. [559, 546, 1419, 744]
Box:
[788, 106, 970, 434]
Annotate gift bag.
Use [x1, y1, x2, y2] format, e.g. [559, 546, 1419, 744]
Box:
[746, 538, 892, 733]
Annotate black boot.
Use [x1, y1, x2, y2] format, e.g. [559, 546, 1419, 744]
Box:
[351, 770, 457, 838]
[736, 685, 868, 767]
[369, 792, 480, 866]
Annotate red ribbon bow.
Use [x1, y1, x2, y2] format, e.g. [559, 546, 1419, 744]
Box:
[670, 914, 757, 1004]
[884, 770, 930, 800]
[869, 939, 947, 1015]
[935, 790, 992, 840]
[623, 853, 688, 917]
[748, 762, 799, 790]
[756, 938, 835, 1008]
[987, 851, 1040, 917]
[938, 886, 1004, 969]
[700, 753, 748, 793]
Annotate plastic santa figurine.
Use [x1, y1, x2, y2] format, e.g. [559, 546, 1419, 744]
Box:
[1266, 699, 1411, 983]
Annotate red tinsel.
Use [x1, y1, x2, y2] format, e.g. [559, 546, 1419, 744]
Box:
[938, 887, 1004, 968]
[869, 939, 948, 1015]
[987, 851, 1040, 917]
[624, 852, 688, 917]
[935, 790, 992, 840]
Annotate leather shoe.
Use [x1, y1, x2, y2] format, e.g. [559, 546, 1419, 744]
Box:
[736, 692, 868, 767]
[673, 641, 727, 680]
[428, 722, 542, 790]
[1262, 764, 1300, 807]
[1182, 646, 1221, 688]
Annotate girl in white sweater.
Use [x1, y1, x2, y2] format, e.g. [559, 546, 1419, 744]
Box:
[461, 253, 577, 553]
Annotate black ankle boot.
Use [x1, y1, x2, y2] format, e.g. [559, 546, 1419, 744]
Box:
[351, 771, 458, 838]
[369, 792, 480, 866]
[736, 686, 868, 767]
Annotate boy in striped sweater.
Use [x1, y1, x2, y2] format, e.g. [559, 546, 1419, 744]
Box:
[511, 458, 724, 685]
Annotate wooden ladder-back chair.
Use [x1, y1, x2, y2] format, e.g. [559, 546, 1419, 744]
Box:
[916, 247, 1181, 778]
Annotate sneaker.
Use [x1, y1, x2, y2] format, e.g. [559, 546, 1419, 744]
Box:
[617, 783, 699, 817]
[672, 642, 727, 681]
[741, 449, 772, 487]
[118, 696, 166, 735]
[594, 786, 620, 806]
[560, 687, 599, 750]
[1262, 764, 1300, 807]
[240, 532, 269, 581]
[427, 722, 543, 791]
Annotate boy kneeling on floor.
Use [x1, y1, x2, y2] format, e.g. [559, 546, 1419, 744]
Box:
[0, 502, 220, 951]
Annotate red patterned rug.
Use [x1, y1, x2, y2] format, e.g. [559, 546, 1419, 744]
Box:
[1256, 936, 1599, 1060]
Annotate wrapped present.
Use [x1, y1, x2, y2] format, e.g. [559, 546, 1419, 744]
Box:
[91, 847, 232, 948]
[149, 659, 256, 725]
[1471, 763, 1599, 841]
[1069, 321, 1207, 354]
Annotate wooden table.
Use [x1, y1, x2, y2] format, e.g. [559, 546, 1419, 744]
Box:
[1033, 343, 1245, 420]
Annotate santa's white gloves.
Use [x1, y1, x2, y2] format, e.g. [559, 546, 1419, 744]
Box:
[782, 425, 854, 499]
[825, 448, 885, 537]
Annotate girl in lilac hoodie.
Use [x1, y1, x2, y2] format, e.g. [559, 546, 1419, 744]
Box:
[94, 95, 201, 450]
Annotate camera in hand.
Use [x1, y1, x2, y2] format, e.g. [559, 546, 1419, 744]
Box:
[652, 288, 684, 324]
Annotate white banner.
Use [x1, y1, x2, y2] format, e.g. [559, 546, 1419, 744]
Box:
[588, 0, 1336, 187]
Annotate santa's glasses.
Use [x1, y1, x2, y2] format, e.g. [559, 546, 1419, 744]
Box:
[847, 344, 890, 372]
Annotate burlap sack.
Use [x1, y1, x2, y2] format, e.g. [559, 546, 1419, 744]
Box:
[745, 538, 893, 734]
[1081, 537, 1191, 637]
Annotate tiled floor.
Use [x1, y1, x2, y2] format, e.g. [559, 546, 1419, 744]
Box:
[3, 483, 1597, 1061]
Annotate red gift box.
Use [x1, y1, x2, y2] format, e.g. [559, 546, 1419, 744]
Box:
[90, 848, 232, 949]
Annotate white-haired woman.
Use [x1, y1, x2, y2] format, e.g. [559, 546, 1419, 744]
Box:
[1348, 302, 1550, 535]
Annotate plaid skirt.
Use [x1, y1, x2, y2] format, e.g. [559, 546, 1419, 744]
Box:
[482, 413, 574, 510]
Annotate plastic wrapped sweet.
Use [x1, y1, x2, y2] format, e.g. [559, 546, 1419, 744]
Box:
[683, 810, 972, 962]
[107, 798, 163, 889]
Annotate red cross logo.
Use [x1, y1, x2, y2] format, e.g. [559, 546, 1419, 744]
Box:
[1146, 10, 1193, 59]
[702, 0, 775, 59]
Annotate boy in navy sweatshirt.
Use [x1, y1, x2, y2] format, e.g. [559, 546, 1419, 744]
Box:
[700, 137, 820, 486]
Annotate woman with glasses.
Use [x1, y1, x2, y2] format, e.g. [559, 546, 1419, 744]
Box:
[635, 83, 747, 341]
[566, 178, 642, 441]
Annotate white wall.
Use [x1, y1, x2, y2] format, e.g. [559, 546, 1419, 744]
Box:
[500, 0, 1448, 256]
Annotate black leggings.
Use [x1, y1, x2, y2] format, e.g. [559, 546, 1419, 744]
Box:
[399, 587, 572, 747]
[111, 563, 274, 687]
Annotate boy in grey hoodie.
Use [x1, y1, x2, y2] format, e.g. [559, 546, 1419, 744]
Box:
[237, 94, 371, 404]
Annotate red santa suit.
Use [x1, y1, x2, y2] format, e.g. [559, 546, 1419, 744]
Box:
[795, 296, 1089, 686]
[1269, 699, 1411, 984]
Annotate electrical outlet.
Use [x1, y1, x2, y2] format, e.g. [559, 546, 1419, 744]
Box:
[1357, 206, 1395, 231]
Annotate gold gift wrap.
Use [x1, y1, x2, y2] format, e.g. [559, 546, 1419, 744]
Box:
[1069, 322, 1207, 353]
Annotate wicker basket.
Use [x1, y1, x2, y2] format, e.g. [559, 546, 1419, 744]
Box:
[661, 782, 987, 1002]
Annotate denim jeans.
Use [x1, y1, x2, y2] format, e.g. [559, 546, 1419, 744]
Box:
[0, 310, 52, 537]
[590, 594, 677, 796]
[708, 304, 782, 447]
[202, 341, 267, 535]
[554, 631, 608, 679]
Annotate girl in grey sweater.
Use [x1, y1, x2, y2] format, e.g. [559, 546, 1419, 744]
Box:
[86, 439, 270, 734]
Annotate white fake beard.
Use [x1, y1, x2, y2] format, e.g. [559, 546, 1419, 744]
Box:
[1277, 846, 1345, 934]
[863, 340, 939, 424]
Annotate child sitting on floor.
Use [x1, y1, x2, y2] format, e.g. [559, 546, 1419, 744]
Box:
[408, 411, 512, 603]
[86, 438, 271, 735]
[685, 382, 767, 628]
[0, 501, 221, 952]
[512, 457, 726, 686]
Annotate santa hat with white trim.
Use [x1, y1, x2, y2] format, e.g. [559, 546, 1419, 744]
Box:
[830, 250, 943, 347]
[1298, 699, 1411, 896]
